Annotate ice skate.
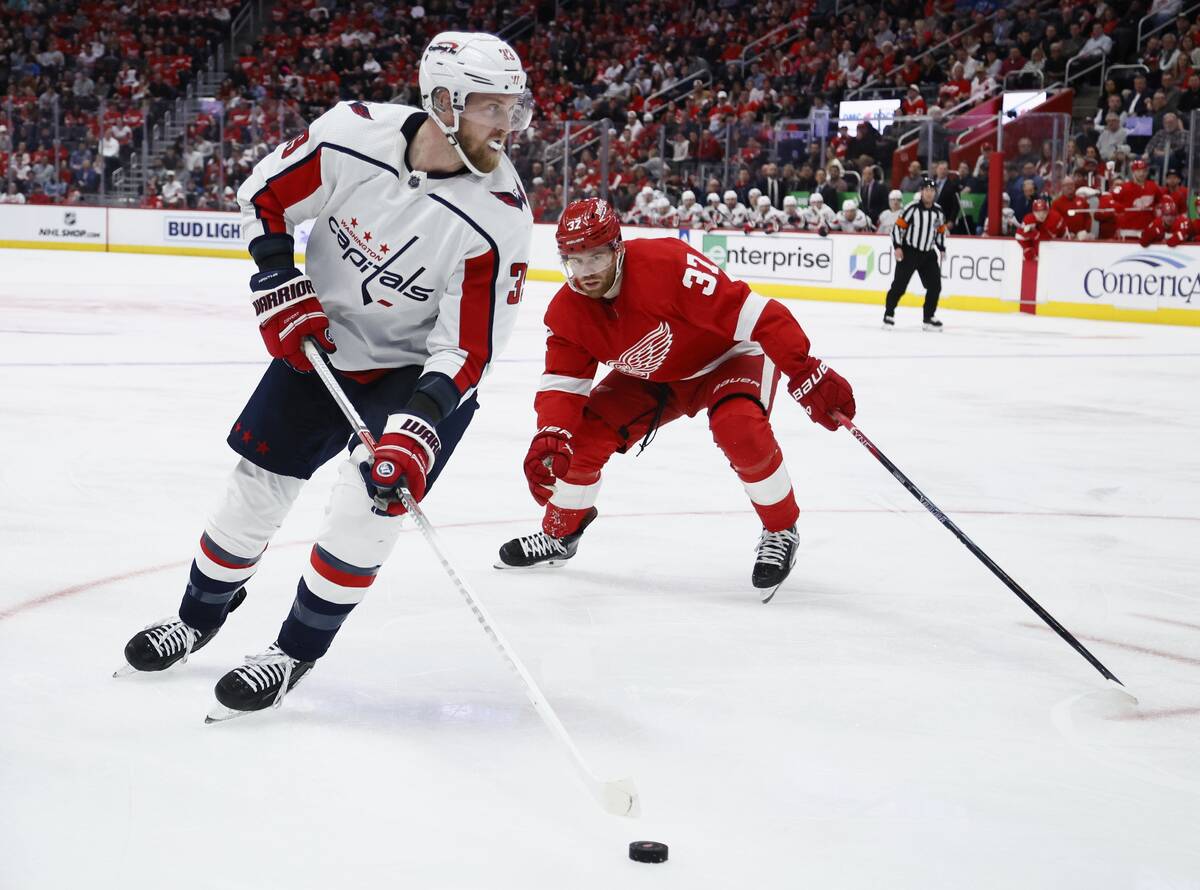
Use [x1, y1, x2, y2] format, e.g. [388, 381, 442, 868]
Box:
[882, 312, 895, 329]
[495, 508, 597, 569]
[922, 317, 944, 331]
[205, 642, 314, 723]
[753, 526, 799, 603]
[114, 588, 246, 677]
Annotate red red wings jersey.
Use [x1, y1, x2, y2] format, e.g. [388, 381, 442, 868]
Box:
[1050, 195, 1089, 235]
[1114, 178, 1161, 227]
[535, 237, 813, 432]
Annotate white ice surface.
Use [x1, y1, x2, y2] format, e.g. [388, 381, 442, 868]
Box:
[1, 249, 1198, 889]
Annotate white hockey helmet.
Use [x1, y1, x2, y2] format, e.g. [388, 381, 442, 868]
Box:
[681, 189, 696, 204]
[654, 196, 671, 210]
[842, 198, 858, 212]
[641, 185, 654, 196]
[706, 192, 720, 204]
[809, 192, 824, 205]
[723, 189, 738, 203]
[418, 32, 533, 175]
[888, 189, 903, 204]
[783, 195, 798, 208]
[748, 187, 762, 203]
[757, 195, 771, 208]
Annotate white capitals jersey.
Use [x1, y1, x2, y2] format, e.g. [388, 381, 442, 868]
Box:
[834, 211, 873, 232]
[237, 100, 532, 401]
[876, 207, 902, 235]
[675, 202, 708, 226]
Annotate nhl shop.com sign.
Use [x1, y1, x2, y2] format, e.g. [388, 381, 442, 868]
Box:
[0, 205, 107, 244]
[700, 232, 833, 282]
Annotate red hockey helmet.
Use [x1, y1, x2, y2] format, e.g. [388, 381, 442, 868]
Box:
[1131, 158, 1148, 172]
[556, 198, 624, 293]
[1160, 197, 1178, 217]
[556, 198, 622, 254]
[1032, 198, 1049, 213]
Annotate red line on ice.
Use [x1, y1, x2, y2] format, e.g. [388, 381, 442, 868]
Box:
[4, 507, 1198, 623]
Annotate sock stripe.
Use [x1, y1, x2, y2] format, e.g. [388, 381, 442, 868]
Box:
[199, 532, 262, 570]
[309, 545, 379, 589]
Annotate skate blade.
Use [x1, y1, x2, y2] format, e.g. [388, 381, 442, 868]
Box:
[204, 703, 254, 724]
[760, 581, 784, 605]
[922, 324, 944, 332]
[112, 663, 139, 678]
[492, 559, 570, 570]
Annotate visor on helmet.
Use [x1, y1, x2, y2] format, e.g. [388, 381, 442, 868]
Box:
[457, 89, 536, 132]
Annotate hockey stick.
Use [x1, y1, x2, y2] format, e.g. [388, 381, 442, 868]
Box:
[300, 339, 640, 817]
[832, 410, 1134, 700]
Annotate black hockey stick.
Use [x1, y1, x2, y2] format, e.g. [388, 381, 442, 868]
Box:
[832, 411, 1132, 696]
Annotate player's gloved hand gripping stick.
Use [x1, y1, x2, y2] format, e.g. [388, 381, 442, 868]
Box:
[831, 409, 1135, 701]
[300, 338, 641, 817]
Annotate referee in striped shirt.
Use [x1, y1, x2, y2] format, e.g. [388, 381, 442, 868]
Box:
[885, 176, 947, 330]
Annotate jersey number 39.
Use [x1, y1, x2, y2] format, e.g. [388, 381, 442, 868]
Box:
[681, 253, 720, 296]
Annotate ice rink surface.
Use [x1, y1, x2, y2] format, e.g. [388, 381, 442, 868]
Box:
[1, 248, 1198, 890]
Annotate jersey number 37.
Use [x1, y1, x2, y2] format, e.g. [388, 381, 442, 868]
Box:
[681, 252, 721, 296]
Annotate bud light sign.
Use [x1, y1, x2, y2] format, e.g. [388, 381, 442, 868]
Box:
[164, 216, 242, 245]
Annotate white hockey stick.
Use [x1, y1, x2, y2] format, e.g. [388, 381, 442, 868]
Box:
[301, 339, 640, 818]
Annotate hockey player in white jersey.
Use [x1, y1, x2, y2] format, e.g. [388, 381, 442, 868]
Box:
[116, 32, 535, 720]
[781, 195, 806, 230]
[703, 191, 723, 227]
[876, 189, 904, 236]
[802, 192, 838, 234]
[719, 189, 750, 227]
[748, 195, 789, 232]
[648, 194, 676, 226]
[834, 198, 873, 232]
[675, 190, 708, 227]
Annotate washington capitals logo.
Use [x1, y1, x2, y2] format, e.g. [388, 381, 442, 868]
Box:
[349, 102, 373, 120]
[428, 41, 460, 55]
[491, 183, 529, 211]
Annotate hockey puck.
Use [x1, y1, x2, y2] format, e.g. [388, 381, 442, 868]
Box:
[629, 841, 668, 863]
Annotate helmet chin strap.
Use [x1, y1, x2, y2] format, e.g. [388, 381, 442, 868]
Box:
[430, 98, 490, 177]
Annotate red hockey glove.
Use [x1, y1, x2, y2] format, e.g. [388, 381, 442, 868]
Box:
[789, 358, 856, 432]
[357, 414, 441, 516]
[250, 268, 335, 372]
[523, 426, 573, 505]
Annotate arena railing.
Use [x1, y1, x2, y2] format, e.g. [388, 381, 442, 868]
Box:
[1137, 1, 1200, 50]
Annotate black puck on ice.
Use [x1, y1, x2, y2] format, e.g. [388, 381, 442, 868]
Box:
[629, 841, 669, 863]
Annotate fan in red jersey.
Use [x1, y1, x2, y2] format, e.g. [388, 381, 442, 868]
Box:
[495, 198, 857, 600]
[1139, 197, 1200, 247]
[1016, 198, 1067, 261]
[1114, 159, 1162, 237]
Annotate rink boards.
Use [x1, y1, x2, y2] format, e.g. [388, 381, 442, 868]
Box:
[1, 205, 1196, 326]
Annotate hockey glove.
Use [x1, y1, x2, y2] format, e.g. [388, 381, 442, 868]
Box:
[789, 357, 856, 432]
[357, 413, 441, 516]
[251, 267, 335, 372]
[524, 426, 573, 506]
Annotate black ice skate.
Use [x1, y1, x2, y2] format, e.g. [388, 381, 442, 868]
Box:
[922, 317, 944, 331]
[114, 588, 247, 677]
[753, 526, 799, 603]
[205, 642, 314, 724]
[495, 508, 598, 569]
[882, 312, 895, 329]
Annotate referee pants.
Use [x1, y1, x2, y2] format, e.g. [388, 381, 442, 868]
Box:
[885, 249, 942, 319]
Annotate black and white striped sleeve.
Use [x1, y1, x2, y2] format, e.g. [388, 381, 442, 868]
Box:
[934, 206, 947, 252]
[891, 203, 915, 248]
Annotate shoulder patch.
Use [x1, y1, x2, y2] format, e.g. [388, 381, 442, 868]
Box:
[350, 102, 373, 120]
[491, 182, 528, 211]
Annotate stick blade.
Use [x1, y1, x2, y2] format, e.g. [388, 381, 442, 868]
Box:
[597, 777, 641, 818]
[1106, 678, 1139, 706]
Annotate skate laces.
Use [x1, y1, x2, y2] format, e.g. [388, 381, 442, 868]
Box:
[755, 528, 799, 567]
[145, 618, 199, 663]
[237, 644, 296, 707]
[518, 532, 568, 559]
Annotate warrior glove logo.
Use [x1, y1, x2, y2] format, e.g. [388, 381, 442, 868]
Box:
[612, 322, 673, 379]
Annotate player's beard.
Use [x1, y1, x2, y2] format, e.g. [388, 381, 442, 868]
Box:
[458, 129, 505, 174]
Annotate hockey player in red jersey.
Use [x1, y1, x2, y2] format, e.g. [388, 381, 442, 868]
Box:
[1016, 198, 1066, 260]
[1050, 178, 1090, 239]
[1139, 197, 1199, 247]
[495, 198, 856, 600]
[1115, 159, 1162, 236]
